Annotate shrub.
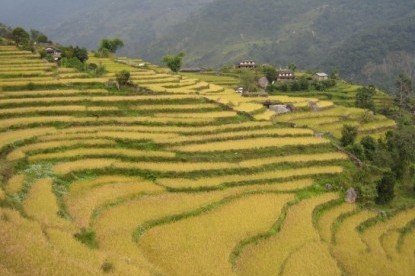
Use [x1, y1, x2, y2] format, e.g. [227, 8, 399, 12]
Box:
[340, 125, 358, 147]
[74, 228, 98, 249]
[375, 171, 396, 205]
[116, 70, 130, 86]
[101, 261, 114, 273]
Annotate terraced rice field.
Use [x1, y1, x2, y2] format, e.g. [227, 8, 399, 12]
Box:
[0, 45, 413, 275]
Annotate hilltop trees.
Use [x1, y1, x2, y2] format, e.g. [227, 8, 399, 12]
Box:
[356, 86, 376, 111]
[162, 52, 185, 73]
[340, 125, 358, 147]
[395, 73, 413, 111]
[98, 38, 124, 57]
[11, 27, 30, 47]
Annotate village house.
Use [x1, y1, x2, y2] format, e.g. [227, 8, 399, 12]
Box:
[237, 60, 257, 69]
[313, 72, 329, 81]
[44, 46, 62, 61]
[277, 70, 295, 81]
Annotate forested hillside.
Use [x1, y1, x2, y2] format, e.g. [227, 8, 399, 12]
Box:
[1, 0, 414, 91]
[146, 0, 415, 92]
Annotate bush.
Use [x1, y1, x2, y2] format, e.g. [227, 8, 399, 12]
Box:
[101, 261, 114, 273]
[116, 70, 130, 86]
[340, 125, 358, 147]
[61, 57, 85, 71]
[375, 171, 396, 205]
[74, 228, 98, 248]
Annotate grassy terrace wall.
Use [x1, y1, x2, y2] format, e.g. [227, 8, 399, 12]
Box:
[0, 46, 413, 275]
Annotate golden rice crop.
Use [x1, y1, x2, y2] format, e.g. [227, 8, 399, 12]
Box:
[1, 89, 107, 98]
[153, 111, 237, 119]
[53, 159, 117, 175]
[232, 103, 264, 113]
[7, 139, 116, 161]
[0, 208, 97, 275]
[359, 120, 396, 132]
[156, 127, 314, 144]
[280, 241, 342, 276]
[0, 207, 149, 275]
[0, 127, 57, 150]
[317, 203, 357, 242]
[0, 96, 90, 105]
[331, 211, 377, 275]
[23, 178, 73, 230]
[29, 148, 176, 162]
[138, 193, 294, 275]
[399, 230, 415, 257]
[239, 152, 348, 168]
[316, 101, 335, 109]
[33, 130, 179, 143]
[90, 94, 200, 102]
[0, 115, 212, 130]
[93, 186, 292, 268]
[113, 160, 238, 173]
[157, 166, 344, 189]
[36, 121, 273, 138]
[0, 76, 54, 83]
[361, 208, 415, 255]
[69, 175, 144, 195]
[332, 208, 415, 276]
[173, 136, 330, 152]
[253, 110, 277, 121]
[133, 77, 180, 84]
[65, 179, 164, 227]
[0, 105, 118, 115]
[130, 103, 218, 111]
[381, 230, 400, 259]
[0, 188, 5, 201]
[4, 174, 25, 194]
[236, 193, 339, 275]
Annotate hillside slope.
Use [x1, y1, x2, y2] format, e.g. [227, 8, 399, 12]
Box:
[146, 0, 415, 92]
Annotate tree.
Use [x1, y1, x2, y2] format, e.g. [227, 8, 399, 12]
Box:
[99, 38, 124, 53]
[162, 52, 185, 73]
[288, 63, 297, 72]
[395, 74, 413, 110]
[116, 70, 131, 86]
[355, 86, 375, 110]
[261, 65, 277, 83]
[12, 27, 30, 46]
[340, 125, 358, 147]
[375, 171, 396, 205]
[30, 29, 48, 43]
[385, 126, 415, 187]
[360, 136, 377, 161]
[73, 46, 88, 63]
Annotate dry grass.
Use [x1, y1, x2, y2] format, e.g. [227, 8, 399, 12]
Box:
[138, 193, 294, 275]
[236, 193, 339, 275]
